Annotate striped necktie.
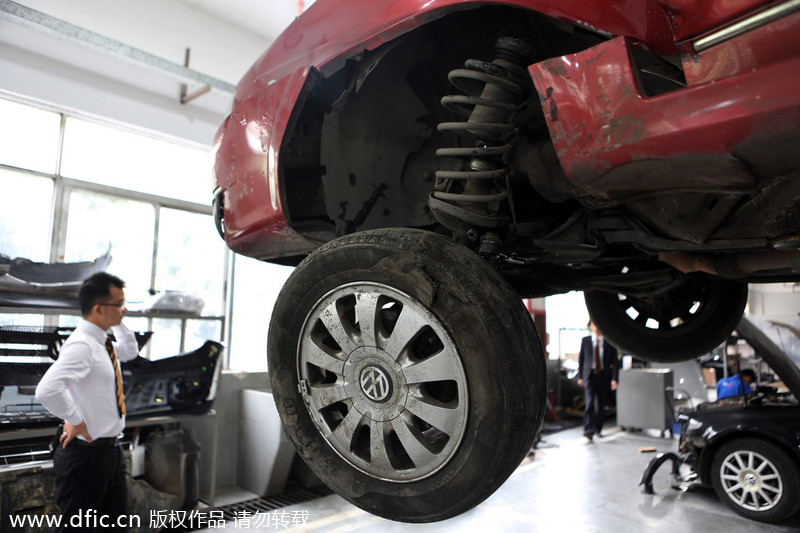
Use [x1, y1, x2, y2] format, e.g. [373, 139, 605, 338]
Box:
[106, 338, 126, 417]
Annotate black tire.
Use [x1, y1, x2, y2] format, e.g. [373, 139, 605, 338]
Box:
[585, 276, 748, 362]
[268, 228, 546, 522]
[711, 438, 800, 523]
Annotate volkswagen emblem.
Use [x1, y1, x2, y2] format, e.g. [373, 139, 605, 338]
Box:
[360, 365, 392, 402]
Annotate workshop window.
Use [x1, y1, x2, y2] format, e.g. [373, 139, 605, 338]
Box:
[0, 99, 59, 330]
[155, 208, 226, 316]
[63, 190, 157, 303]
[0, 95, 236, 363]
[0, 169, 53, 263]
[0, 172, 51, 330]
[0, 98, 60, 175]
[228, 256, 293, 372]
[61, 117, 212, 204]
[146, 317, 223, 362]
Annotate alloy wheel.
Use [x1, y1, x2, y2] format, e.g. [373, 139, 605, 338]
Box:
[719, 449, 783, 512]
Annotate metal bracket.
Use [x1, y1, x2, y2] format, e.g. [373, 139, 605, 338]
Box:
[180, 48, 212, 105]
[298, 379, 310, 397]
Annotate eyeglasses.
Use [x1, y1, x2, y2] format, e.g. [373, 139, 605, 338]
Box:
[97, 301, 126, 308]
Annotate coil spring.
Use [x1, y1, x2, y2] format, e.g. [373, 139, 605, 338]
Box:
[430, 37, 532, 238]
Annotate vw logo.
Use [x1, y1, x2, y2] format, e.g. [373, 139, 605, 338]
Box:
[360, 365, 392, 402]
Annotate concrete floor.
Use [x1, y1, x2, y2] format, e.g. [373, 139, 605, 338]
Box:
[200, 423, 800, 532]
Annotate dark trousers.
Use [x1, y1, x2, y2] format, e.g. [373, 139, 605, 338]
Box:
[53, 442, 127, 532]
[583, 372, 611, 436]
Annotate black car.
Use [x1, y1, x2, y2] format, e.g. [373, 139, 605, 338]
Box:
[642, 317, 800, 524]
[677, 397, 800, 523]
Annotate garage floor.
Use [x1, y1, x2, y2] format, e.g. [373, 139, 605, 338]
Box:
[200, 423, 800, 532]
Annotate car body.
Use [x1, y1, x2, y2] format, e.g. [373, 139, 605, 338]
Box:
[212, 0, 800, 522]
[677, 399, 800, 523]
[642, 316, 800, 523]
[213, 0, 800, 360]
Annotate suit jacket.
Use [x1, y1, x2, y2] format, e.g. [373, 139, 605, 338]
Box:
[578, 335, 619, 383]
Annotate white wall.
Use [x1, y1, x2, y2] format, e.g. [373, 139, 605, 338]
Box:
[749, 283, 800, 325]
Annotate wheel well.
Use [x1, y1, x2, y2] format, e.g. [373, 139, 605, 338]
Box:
[698, 432, 800, 485]
[278, 5, 604, 242]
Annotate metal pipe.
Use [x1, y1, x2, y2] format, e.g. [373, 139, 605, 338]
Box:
[693, 0, 800, 53]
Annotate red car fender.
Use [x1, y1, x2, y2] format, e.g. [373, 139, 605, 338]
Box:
[213, 67, 314, 257]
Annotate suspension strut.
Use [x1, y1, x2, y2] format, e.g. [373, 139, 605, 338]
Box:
[430, 37, 532, 256]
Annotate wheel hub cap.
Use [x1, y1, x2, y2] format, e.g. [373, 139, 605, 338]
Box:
[297, 282, 469, 482]
[342, 347, 408, 422]
[742, 471, 759, 490]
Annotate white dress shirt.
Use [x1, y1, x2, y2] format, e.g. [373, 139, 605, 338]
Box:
[35, 319, 139, 440]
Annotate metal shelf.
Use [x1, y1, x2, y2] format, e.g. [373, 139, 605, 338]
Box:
[0, 306, 224, 354]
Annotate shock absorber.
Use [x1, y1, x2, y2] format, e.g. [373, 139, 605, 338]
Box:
[429, 37, 532, 255]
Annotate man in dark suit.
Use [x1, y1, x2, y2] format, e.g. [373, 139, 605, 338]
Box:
[578, 321, 619, 442]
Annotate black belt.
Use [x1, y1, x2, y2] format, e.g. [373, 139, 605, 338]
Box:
[73, 436, 122, 447]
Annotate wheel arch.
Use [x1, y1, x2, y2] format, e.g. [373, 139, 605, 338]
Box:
[276, 5, 605, 243]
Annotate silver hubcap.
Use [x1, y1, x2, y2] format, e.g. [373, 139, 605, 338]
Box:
[297, 282, 468, 482]
[720, 449, 783, 511]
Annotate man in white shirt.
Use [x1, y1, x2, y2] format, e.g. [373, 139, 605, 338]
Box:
[36, 272, 139, 531]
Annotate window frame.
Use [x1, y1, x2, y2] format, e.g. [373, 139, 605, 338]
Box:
[0, 94, 233, 364]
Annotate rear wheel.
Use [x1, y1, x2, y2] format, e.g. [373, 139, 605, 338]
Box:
[268, 228, 546, 522]
[711, 438, 800, 523]
[585, 276, 748, 362]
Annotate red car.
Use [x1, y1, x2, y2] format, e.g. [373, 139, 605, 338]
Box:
[212, 0, 800, 522]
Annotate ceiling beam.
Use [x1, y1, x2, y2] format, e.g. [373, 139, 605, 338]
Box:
[0, 0, 235, 95]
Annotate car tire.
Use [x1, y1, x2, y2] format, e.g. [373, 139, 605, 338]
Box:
[584, 276, 748, 361]
[711, 438, 800, 523]
[267, 228, 546, 522]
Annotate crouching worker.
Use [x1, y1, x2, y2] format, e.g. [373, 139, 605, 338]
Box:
[716, 368, 756, 400]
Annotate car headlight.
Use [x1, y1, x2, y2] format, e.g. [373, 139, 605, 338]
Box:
[686, 418, 703, 432]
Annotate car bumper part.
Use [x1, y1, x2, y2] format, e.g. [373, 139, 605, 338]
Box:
[529, 36, 800, 199]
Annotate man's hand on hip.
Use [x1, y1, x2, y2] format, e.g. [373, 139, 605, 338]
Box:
[61, 421, 91, 448]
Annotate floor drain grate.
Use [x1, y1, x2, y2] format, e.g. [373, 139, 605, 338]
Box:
[211, 487, 332, 522]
